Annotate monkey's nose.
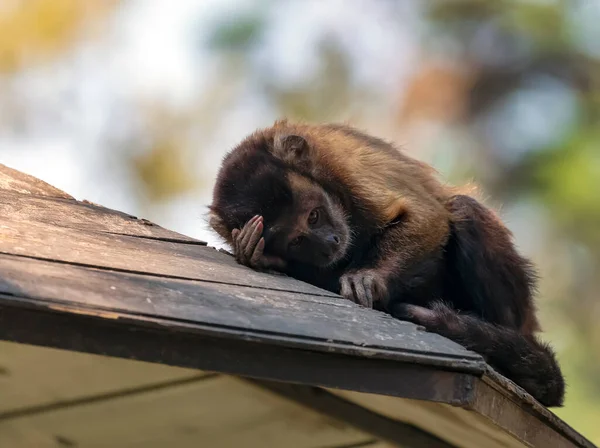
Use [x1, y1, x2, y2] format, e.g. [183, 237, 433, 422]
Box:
[327, 235, 340, 245]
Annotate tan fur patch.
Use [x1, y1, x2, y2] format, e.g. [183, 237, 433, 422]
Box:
[267, 121, 452, 226]
[287, 171, 316, 198]
[267, 121, 452, 258]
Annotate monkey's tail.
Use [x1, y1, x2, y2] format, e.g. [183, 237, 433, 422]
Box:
[392, 301, 565, 407]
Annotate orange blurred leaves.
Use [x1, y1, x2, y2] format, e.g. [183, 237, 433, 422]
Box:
[397, 62, 476, 125]
[0, 0, 119, 72]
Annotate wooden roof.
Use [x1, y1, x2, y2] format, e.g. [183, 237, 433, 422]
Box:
[0, 163, 594, 448]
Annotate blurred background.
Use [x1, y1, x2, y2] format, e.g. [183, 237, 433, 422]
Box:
[0, 0, 598, 442]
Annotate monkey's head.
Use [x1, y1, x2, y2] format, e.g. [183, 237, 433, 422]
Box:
[210, 126, 351, 267]
[264, 171, 350, 266]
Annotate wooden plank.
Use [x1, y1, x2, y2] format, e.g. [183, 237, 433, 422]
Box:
[0, 189, 203, 244]
[0, 296, 480, 405]
[0, 376, 380, 448]
[0, 374, 215, 422]
[0, 341, 412, 448]
[330, 390, 525, 448]
[468, 378, 595, 448]
[0, 166, 590, 448]
[331, 387, 596, 448]
[0, 340, 198, 414]
[0, 254, 482, 367]
[256, 380, 453, 448]
[0, 164, 73, 199]
[0, 216, 340, 298]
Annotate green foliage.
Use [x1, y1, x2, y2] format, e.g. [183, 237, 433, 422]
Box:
[206, 9, 267, 53]
[132, 139, 197, 202]
[535, 129, 600, 245]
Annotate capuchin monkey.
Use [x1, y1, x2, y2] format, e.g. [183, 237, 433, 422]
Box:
[209, 119, 565, 407]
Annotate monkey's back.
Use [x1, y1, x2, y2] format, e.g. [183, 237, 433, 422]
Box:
[270, 120, 452, 227]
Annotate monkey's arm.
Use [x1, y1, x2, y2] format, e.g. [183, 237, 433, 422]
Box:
[341, 199, 449, 308]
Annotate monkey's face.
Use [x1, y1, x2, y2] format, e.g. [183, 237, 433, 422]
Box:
[266, 173, 350, 267]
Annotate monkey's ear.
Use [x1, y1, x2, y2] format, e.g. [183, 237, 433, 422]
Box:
[272, 134, 312, 168]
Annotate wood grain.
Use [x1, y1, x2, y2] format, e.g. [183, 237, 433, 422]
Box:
[0, 165, 593, 448]
[0, 190, 202, 244]
[0, 340, 198, 414]
[0, 376, 378, 448]
[331, 389, 525, 448]
[0, 216, 343, 297]
[0, 164, 73, 199]
[0, 254, 482, 365]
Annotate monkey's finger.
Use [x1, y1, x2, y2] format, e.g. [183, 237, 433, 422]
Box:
[235, 226, 247, 257]
[231, 229, 244, 261]
[250, 237, 265, 267]
[243, 215, 259, 229]
[238, 219, 252, 242]
[231, 229, 242, 261]
[340, 277, 353, 303]
[236, 226, 247, 245]
[371, 276, 388, 306]
[240, 218, 260, 254]
[244, 220, 264, 259]
[362, 276, 374, 308]
[353, 281, 369, 308]
[245, 215, 261, 231]
[238, 216, 258, 243]
[231, 229, 240, 250]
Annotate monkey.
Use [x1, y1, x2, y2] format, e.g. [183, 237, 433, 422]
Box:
[209, 119, 565, 407]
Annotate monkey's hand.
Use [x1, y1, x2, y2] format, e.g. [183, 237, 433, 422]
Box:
[391, 303, 440, 328]
[231, 215, 287, 273]
[391, 302, 464, 336]
[340, 269, 389, 308]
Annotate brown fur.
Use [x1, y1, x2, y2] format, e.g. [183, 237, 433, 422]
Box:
[209, 119, 565, 407]
[271, 119, 450, 224]
[267, 120, 452, 284]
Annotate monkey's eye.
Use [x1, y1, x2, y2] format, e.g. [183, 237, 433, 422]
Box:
[307, 209, 319, 225]
[289, 236, 304, 247]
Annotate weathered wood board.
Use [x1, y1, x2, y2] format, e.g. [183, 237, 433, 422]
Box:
[0, 340, 404, 448]
[0, 254, 481, 367]
[0, 189, 201, 244]
[0, 340, 198, 415]
[332, 388, 581, 448]
[0, 216, 340, 297]
[1, 373, 384, 448]
[0, 163, 595, 448]
[0, 164, 73, 200]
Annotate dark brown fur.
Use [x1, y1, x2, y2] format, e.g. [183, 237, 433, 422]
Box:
[209, 120, 565, 407]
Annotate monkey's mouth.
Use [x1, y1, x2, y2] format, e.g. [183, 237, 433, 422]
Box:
[314, 242, 348, 267]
